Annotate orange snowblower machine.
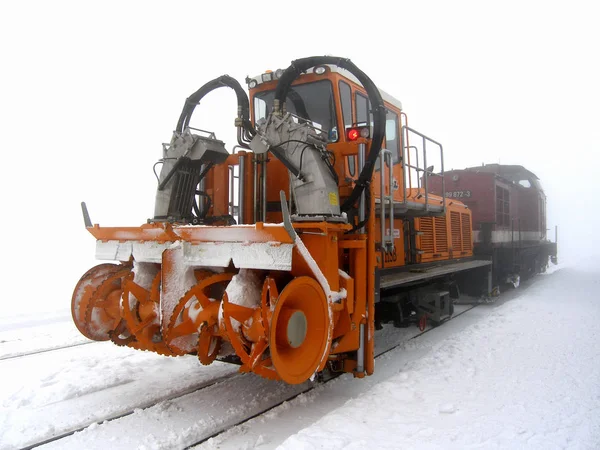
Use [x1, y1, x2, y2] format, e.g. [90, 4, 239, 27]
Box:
[73, 57, 491, 384]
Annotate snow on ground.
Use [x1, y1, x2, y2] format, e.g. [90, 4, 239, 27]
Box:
[2, 263, 598, 450]
[266, 264, 600, 449]
[0, 333, 237, 449]
[0, 310, 88, 360]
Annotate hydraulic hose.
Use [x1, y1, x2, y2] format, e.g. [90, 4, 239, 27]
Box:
[176, 75, 256, 140]
[172, 76, 254, 224]
[273, 56, 386, 212]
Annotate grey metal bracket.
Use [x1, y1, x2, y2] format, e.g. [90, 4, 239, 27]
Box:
[81, 202, 92, 228]
[280, 190, 297, 241]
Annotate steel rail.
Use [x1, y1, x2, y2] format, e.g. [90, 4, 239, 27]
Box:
[0, 341, 95, 361]
[20, 305, 481, 449]
[18, 372, 241, 450]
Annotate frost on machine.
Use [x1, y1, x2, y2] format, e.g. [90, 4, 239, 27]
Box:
[72, 56, 554, 385]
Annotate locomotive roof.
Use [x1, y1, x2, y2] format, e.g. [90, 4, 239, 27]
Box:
[328, 65, 404, 111]
[445, 164, 543, 192]
[451, 164, 539, 180]
[247, 65, 403, 111]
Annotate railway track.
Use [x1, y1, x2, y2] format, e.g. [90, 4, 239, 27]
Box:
[184, 303, 479, 449]
[19, 372, 241, 450]
[0, 341, 95, 361]
[24, 304, 479, 450]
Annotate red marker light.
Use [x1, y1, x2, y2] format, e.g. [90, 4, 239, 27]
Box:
[347, 128, 359, 141]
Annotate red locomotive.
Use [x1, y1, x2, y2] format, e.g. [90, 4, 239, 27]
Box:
[428, 164, 557, 289]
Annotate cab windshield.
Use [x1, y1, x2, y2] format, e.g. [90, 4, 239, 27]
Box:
[253, 80, 338, 142]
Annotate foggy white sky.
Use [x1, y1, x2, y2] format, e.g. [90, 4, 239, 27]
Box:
[0, 0, 598, 315]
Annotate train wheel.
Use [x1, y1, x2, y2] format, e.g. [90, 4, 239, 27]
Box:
[270, 276, 331, 384]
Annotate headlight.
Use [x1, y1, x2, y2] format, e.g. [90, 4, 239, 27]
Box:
[346, 126, 370, 141]
[249, 79, 258, 89]
[314, 66, 327, 75]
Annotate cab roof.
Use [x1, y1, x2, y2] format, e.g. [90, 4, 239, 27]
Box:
[247, 65, 403, 111]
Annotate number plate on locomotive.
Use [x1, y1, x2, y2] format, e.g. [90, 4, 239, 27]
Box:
[445, 190, 472, 198]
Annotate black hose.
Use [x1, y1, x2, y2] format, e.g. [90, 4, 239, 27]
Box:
[175, 75, 256, 140]
[193, 191, 212, 219]
[273, 57, 386, 213]
[288, 89, 311, 122]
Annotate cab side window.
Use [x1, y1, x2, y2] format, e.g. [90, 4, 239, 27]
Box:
[340, 81, 355, 176]
[355, 92, 371, 130]
[386, 110, 400, 163]
[339, 81, 352, 129]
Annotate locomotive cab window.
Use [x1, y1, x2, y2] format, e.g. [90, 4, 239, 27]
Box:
[373, 110, 400, 171]
[339, 81, 356, 176]
[339, 81, 352, 129]
[518, 179, 532, 188]
[355, 92, 372, 132]
[253, 80, 339, 142]
[385, 110, 400, 163]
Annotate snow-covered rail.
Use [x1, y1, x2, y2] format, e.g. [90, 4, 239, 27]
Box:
[18, 373, 239, 450]
[0, 316, 93, 362]
[25, 304, 478, 450]
[1, 339, 239, 449]
[183, 304, 480, 449]
[0, 341, 96, 361]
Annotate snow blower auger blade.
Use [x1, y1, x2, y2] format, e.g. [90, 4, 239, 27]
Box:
[73, 219, 348, 384]
[72, 263, 131, 341]
[220, 271, 333, 383]
[164, 271, 234, 359]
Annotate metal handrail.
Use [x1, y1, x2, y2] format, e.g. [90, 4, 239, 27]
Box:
[400, 112, 410, 205]
[403, 162, 445, 174]
[187, 127, 217, 140]
[228, 166, 235, 217]
[238, 153, 245, 224]
[405, 145, 420, 188]
[401, 125, 446, 214]
[379, 148, 394, 251]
